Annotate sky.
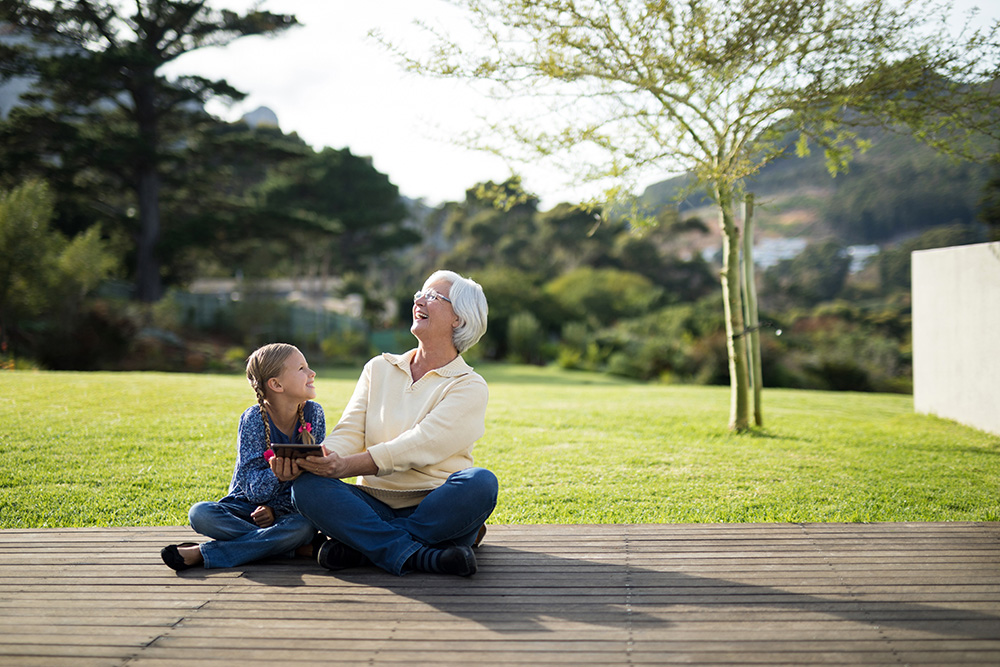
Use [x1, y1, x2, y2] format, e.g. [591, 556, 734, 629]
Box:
[163, 0, 1000, 210]
[165, 1, 562, 207]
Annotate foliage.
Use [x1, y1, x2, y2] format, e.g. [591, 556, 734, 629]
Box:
[769, 299, 914, 393]
[642, 125, 997, 243]
[460, 267, 554, 359]
[0, 0, 299, 300]
[0, 179, 122, 366]
[253, 146, 416, 277]
[0, 179, 57, 323]
[396, 183, 714, 362]
[556, 297, 728, 383]
[506, 311, 546, 365]
[824, 134, 994, 243]
[1, 367, 997, 528]
[981, 155, 1000, 241]
[320, 328, 374, 366]
[386, 0, 1000, 430]
[761, 240, 852, 309]
[877, 224, 986, 291]
[544, 267, 662, 327]
[155, 122, 314, 285]
[439, 178, 544, 273]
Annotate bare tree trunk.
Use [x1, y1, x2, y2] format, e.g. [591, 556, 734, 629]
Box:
[716, 184, 750, 431]
[135, 168, 162, 302]
[132, 76, 162, 303]
[742, 193, 763, 427]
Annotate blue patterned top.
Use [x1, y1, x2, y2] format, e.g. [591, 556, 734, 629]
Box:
[223, 400, 326, 516]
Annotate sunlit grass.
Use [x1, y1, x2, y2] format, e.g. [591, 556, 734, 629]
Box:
[1, 364, 997, 528]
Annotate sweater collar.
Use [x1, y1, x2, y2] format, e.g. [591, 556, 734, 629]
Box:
[383, 349, 474, 378]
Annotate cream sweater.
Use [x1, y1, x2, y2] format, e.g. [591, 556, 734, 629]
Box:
[322, 350, 488, 508]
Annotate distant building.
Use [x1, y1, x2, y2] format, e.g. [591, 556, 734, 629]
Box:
[187, 276, 362, 318]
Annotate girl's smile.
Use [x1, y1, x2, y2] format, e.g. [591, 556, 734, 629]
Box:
[273, 350, 317, 401]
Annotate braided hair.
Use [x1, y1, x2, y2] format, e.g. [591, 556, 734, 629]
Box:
[297, 402, 316, 445]
[245, 343, 313, 445]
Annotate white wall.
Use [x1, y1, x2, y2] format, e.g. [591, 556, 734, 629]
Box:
[912, 242, 1000, 436]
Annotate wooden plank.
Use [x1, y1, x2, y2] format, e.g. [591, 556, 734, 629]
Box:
[0, 522, 997, 666]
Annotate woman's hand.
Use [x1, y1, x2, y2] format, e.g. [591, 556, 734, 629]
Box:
[268, 455, 302, 482]
[297, 446, 377, 479]
[251, 505, 275, 528]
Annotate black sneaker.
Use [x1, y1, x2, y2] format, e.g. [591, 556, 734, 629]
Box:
[160, 543, 199, 572]
[409, 545, 478, 576]
[437, 546, 477, 576]
[316, 539, 368, 571]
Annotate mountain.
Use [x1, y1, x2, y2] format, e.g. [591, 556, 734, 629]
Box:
[640, 126, 994, 248]
[242, 106, 279, 130]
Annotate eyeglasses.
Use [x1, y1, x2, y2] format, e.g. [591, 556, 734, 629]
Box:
[413, 288, 452, 304]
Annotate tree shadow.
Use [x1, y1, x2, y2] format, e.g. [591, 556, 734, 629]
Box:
[236, 544, 1000, 638]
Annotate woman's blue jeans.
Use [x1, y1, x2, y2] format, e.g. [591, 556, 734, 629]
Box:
[292, 467, 498, 576]
[188, 496, 316, 569]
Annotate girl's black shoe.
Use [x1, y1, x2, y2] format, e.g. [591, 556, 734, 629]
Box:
[160, 543, 199, 572]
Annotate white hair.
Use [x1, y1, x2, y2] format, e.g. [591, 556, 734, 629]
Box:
[424, 270, 488, 353]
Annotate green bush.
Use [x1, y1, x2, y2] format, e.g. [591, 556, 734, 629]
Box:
[545, 267, 662, 327]
[321, 328, 373, 365]
[507, 311, 546, 364]
[469, 268, 559, 359]
[767, 301, 912, 393]
[0, 180, 124, 369]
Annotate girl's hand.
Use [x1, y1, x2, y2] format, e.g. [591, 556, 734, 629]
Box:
[251, 505, 275, 528]
[297, 445, 377, 479]
[268, 454, 302, 482]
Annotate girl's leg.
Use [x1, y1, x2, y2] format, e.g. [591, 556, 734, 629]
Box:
[188, 499, 258, 540]
[292, 474, 422, 576]
[198, 512, 316, 569]
[392, 467, 498, 548]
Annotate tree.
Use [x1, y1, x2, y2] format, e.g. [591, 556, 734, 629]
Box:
[979, 155, 1000, 241]
[385, 0, 1000, 430]
[152, 120, 314, 285]
[545, 266, 662, 327]
[0, 0, 298, 301]
[439, 178, 543, 273]
[254, 146, 417, 278]
[762, 240, 852, 309]
[0, 179, 120, 364]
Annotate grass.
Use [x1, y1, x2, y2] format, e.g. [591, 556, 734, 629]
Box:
[1, 364, 998, 528]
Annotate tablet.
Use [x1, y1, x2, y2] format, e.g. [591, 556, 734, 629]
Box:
[270, 443, 323, 459]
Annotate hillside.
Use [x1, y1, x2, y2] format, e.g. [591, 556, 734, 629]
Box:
[640, 126, 995, 250]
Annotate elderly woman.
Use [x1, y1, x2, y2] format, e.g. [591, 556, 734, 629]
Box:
[271, 270, 497, 576]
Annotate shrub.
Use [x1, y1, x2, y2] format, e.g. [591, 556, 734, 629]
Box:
[507, 311, 545, 364]
[468, 267, 555, 360]
[321, 328, 373, 366]
[545, 267, 662, 326]
[0, 180, 124, 369]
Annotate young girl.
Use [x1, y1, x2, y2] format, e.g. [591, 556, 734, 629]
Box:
[160, 343, 326, 571]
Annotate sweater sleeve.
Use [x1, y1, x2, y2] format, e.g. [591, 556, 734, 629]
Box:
[366, 374, 488, 476]
[320, 362, 371, 457]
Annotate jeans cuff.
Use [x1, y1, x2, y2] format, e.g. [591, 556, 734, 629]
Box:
[392, 542, 423, 576]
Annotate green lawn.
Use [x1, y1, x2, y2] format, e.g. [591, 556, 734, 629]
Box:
[1, 364, 997, 528]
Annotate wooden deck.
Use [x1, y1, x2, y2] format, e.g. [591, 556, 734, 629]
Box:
[0, 522, 998, 665]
